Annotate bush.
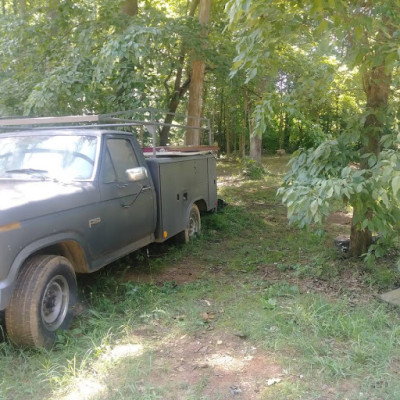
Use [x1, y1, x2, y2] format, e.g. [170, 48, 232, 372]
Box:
[240, 158, 266, 180]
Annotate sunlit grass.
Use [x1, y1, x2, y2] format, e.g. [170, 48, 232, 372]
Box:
[1, 155, 400, 399]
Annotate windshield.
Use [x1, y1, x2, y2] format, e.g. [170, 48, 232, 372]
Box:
[0, 135, 98, 180]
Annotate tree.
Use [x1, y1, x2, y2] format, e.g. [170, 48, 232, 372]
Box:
[121, 0, 138, 16]
[186, 0, 211, 146]
[0, 0, 193, 116]
[227, 0, 400, 258]
[0, 0, 250, 156]
[159, 0, 199, 146]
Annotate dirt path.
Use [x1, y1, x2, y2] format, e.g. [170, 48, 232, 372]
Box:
[135, 328, 284, 399]
[110, 208, 376, 400]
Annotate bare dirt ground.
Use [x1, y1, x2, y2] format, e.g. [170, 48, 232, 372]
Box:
[119, 251, 292, 399]
[124, 258, 203, 285]
[132, 328, 285, 399]
[114, 210, 373, 400]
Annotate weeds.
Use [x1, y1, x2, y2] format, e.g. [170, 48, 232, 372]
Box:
[240, 157, 266, 180]
[1, 155, 400, 399]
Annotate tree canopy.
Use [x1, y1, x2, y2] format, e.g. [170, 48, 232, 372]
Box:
[2, 0, 400, 257]
[227, 0, 400, 257]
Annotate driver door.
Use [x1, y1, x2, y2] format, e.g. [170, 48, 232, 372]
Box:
[93, 135, 155, 256]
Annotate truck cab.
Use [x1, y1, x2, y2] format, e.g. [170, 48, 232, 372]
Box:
[0, 122, 217, 348]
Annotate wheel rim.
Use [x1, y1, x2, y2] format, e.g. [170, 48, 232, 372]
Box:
[41, 275, 69, 331]
[188, 211, 200, 238]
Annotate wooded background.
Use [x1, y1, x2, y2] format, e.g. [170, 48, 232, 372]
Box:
[1, 0, 367, 155]
[2, 0, 400, 257]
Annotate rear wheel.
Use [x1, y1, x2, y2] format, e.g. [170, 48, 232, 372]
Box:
[5, 255, 77, 348]
[175, 203, 201, 244]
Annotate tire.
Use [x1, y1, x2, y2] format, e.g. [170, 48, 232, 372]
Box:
[5, 255, 77, 348]
[175, 203, 201, 244]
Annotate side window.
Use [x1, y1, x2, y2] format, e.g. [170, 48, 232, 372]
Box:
[102, 149, 117, 183]
[104, 138, 140, 183]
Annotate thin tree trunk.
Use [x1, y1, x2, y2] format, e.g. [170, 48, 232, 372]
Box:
[349, 64, 391, 257]
[186, 0, 210, 145]
[159, 0, 199, 145]
[47, 0, 59, 20]
[121, 0, 138, 16]
[240, 89, 248, 158]
[278, 110, 284, 149]
[249, 133, 262, 163]
[225, 108, 231, 157]
[19, 0, 25, 14]
[284, 113, 290, 150]
[139, 125, 144, 146]
[159, 78, 191, 145]
[233, 114, 238, 154]
[188, 0, 200, 16]
[217, 89, 223, 149]
[249, 113, 262, 162]
[232, 90, 238, 154]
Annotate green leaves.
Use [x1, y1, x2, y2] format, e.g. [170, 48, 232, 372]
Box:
[0, 0, 215, 116]
[391, 173, 400, 199]
[354, 25, 364, 41]
[226, 0, 400, 258]
[279, 137, 400, 259]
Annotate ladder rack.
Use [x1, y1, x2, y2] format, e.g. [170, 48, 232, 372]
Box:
[0, 109, 216, 158]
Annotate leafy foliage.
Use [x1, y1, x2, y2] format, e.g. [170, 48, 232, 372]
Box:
[227, 0, 400, 256]
[0, 0, 208, 116]
[278, 131, 400, 258]
[240, 157, 265, 180]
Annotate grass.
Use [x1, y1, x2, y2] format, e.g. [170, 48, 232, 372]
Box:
[1, 154, 400, 399]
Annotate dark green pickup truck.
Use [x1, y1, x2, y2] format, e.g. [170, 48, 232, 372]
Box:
[0, 126, 217, 348]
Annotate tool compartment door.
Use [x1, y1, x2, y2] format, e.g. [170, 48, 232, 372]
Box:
[146, 154, 216, 241]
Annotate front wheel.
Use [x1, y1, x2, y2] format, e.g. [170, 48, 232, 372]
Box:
[175, 203, 201, 244]
[5, 255, 77, 348]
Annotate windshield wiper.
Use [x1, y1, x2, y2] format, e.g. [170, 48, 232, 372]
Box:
[5, 168, 49, 180]
[6, 168, 48, 174]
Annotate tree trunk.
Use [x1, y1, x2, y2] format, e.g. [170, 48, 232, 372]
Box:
[349, 64, 391, 257]
[47, 0, 59, 20]
[121, 0, 138, 16]
[225, 109, 231, 157]
[186, 0, 210, 145]
[19, 0, 25, 14]
[249, 111, 262, 162]
[159, 77, 191, 145]
[186, 66, 205, 146]
[159, 0, 199, 145]
[240, 89, 248, 158]
[284, 113, 290, 150]
[217, 89, 224, 150]
[250, 133, 262, 163]
[349, 206, 374, 256]
[278, 110, 284, 149]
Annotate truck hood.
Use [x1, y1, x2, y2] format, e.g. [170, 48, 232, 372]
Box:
[0, 180, 98, 226]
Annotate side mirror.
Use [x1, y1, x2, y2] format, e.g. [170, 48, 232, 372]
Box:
[126, 166, 148, 182]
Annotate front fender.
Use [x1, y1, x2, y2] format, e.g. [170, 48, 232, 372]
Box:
[0, 232, 89, 310]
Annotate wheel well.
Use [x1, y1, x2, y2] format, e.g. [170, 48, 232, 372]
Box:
[195, 199, 207, 213]
[32, 241, 89, 273]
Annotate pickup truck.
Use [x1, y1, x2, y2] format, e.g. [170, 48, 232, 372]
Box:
[0, 126, 217, 348]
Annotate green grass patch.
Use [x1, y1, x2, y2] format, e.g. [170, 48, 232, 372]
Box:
[1, 155, 400, 399]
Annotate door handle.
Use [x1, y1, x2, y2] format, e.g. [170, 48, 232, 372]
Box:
[118, 183, 128, 189]
[142, 186, 152, 191]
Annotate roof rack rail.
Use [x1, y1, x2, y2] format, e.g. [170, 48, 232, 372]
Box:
[0, 109, 215, 158]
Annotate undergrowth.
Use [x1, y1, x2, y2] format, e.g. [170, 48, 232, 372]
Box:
[0, 155, 400, 400]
